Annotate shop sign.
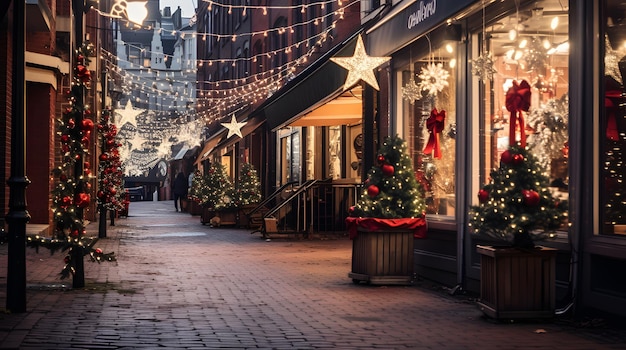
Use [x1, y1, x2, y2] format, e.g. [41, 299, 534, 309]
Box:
[367, 0, 476, 56]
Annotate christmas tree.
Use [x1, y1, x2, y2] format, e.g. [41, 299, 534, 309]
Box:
[203, 162, 235, 210]
[27, 45, 115, 284]
[187, 169, 206, 204]
[234, 163, 262, 207]
[350, 135, 426, 218]
[468, 145, 568, 248]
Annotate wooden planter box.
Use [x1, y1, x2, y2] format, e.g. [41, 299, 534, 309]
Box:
[201, 206, 237, 226]
[188, 200, 203, 216]
[349, 228, 415, 285]
[477, 245, 557, 320]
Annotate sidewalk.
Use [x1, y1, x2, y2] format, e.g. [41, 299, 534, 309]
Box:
[0, 200, 625, 349]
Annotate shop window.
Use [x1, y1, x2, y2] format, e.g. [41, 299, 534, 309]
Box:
[601, 0, 626, 235]
[398, 38, 457, 217]
[475, 0, 569, 226]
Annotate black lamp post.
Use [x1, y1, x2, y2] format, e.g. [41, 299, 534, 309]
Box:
[6, 0, 30, 314]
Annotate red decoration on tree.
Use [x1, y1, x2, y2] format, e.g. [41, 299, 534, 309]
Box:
[478, 189, 489, 203]
[505, 80, 531, 147]
[367, 185, 380, 198]
[377, 154, 385, 164]
[423, 108, 446, 159]
[501, 150, 513, 164]
[522, 189, 540, 206]
[381, 164, 395, 176]
[512, 153, 524, 165]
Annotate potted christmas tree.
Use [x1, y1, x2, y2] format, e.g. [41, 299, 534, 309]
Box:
[199, 162, 237, 226]
[346, 135, 427, 285]
[186, 169, 205, 216]
[233, 163, 262, 228]
[468, 80, 568, 320]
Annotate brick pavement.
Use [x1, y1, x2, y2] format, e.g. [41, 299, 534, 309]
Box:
[0, 200, 625, 349]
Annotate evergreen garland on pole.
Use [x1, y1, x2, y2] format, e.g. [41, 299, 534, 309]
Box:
[96, 107, 126, 213]
[28, 44, 115, 283]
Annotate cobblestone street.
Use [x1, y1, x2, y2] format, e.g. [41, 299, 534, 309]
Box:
[0, 201, 624, 349]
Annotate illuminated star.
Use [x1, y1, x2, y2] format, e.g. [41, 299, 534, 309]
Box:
[605, 36, 624, 85]
[221, 114, 247, 139]
[330, 35, 391, 91]
[116, 100, 144, 128]
[128, 132, 146, 150]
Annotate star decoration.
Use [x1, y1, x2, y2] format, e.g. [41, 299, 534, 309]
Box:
[330, 35, 391, 91]
[116, 100, 144, 128]
[127, 132, 146, 150]
[605, 36, 624, 85]
[402, 73, 422, 102]
[471, 52, 497, 81]
[418, 63, 450, 96]
[221, 114, 247, 139]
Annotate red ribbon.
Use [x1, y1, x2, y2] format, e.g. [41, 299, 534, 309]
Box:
[423, 108, 446, 159]
[605, 90, 622, 141]
[505, 80, 531, 147]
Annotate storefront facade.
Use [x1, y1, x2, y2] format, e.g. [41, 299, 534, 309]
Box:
[363, 0, 626, 317]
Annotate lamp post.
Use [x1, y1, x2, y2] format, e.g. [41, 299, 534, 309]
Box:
[6, 0, 30, 314]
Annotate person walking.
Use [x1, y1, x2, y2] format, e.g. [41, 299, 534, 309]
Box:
[173, 170, 188, 212]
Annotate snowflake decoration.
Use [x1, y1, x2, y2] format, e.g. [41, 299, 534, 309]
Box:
[471, 52, 497, 81]
[402, 73, 422, 102]
[417, 63, 450, 96]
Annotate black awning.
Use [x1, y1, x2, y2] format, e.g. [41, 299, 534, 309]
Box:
[260, 32, 362, 131]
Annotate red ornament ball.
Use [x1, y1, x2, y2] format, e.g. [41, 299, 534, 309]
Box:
[95, 248, 103, 254]
[348, 206, 355, 213]
[500, 150, 513, 164]
[478, 189, 489, 203]
[381, 164, 395, 176]
[377, 154, 385, 164]
[62, 196, 72, 206]
[75, 193, 91, 208]
[367, 185, 380, 198]
[81, 119, 94, 131]
[99, 153, 109, 161]
[512, 153, 524, 165]
[522, 189, 540, 206]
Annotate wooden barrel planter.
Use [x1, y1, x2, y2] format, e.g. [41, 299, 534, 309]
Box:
[345, 217, 427, 285]
[477, 245, 557, 320]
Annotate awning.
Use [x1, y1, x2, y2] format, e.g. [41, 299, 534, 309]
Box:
[173, 146, 189, 160]
[259, 31, 363, 131]
[194, 134, 224, 165]
[288, 86, 362, 127]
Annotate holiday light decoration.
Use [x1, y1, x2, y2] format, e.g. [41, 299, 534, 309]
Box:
[417, 63, 450, 96]
[330, 35, 391, 91]
[221, 114, 247, 139]
[116, 99, 144, 128]
[605, 35, 625, 85]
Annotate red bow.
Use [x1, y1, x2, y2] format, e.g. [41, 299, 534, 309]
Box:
[505, 80, 531, 147]
[605, 90, 622, 141]
[423, 108, 446, 159]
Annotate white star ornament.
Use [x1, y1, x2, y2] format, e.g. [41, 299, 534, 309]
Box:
[330, 36, 390, 91]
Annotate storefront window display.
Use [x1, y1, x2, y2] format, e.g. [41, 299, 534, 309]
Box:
[601, 0, 626, 235]
[399, 38, 458, 217]
[474, 0, 569, 228]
